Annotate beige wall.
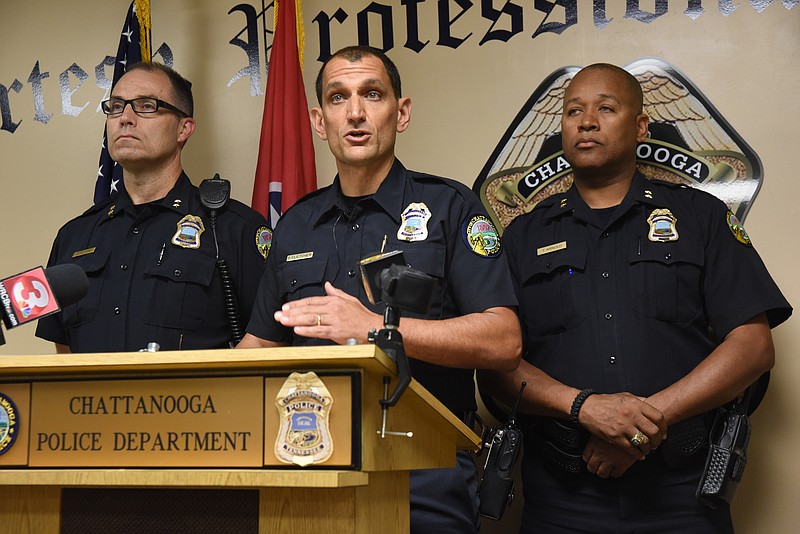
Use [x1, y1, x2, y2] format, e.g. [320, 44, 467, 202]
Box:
[1, 1, 798, 531]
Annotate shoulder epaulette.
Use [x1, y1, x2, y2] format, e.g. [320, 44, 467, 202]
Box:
[649, 178, 690, 189]
[72, 196, 114, 220]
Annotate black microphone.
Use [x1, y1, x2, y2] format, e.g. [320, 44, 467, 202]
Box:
[43, 263, 90, 307]
[0, 264, 88, 337]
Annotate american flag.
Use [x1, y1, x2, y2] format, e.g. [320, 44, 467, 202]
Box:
[95, 0, 151, 204]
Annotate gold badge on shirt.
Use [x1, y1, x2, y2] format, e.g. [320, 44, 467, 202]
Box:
[647, 208, 679, 242]
[274, 372, 334, 467]
[171, 214, 205, 249]
[397, 202, 431, 242]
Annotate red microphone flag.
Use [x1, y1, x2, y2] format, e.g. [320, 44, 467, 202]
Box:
[0, 267, 61, 328]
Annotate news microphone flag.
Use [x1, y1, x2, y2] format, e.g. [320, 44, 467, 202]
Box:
[1, 267, 64, 329]
[252, 0, 317, 228]
[0, 264, 89, 347]
[95, 0, 152, 205]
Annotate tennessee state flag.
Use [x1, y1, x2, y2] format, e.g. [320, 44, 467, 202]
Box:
[252, 0, 317, 227]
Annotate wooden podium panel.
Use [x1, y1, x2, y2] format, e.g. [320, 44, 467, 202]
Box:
[261, 471, 409, 534]
[0, 346, 480, 533]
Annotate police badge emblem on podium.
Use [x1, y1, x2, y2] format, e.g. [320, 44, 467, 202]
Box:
[274, 372, 334, 466]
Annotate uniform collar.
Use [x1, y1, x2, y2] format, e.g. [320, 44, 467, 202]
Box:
[312, 159, 407, 227]
[105, 172, 193, 220]
[541, 171, 660, 223]
[627, 171, 667, 208]
[539, 183, 581, 221]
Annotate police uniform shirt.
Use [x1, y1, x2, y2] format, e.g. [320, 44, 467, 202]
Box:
[503, 172, 792, 396]
[246, 159, 517, 414]
[36, 173, 268, 352]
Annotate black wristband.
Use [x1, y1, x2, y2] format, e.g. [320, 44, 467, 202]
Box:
[569, 388, 595, 425]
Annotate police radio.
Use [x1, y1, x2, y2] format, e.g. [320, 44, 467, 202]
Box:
[198, 174, 231, 211]
[696, 388, 754, 509]
[199, 174, 243, 346]
[478, 381, 526, 520]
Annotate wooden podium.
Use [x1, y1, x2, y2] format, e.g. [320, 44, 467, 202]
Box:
[0, 346, 480, 534]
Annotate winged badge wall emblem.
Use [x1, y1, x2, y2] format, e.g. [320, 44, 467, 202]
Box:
[473, 58, 763, 231]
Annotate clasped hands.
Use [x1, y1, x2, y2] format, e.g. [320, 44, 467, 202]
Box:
[578, 393, 668, 479]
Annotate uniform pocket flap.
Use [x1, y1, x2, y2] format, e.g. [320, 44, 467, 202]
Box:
[630, 238, 704, 267]
[71, 248, 110, 274]
[279, 258, 328, 295]
[145, 249, 215, 286]
[402, 244, 446, 278]
[521, 247, 587, 282]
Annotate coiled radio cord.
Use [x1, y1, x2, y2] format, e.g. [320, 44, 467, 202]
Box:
[209, 212, 244, 347]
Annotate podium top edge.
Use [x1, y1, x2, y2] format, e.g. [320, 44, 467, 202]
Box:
[0, 345, 393, 376]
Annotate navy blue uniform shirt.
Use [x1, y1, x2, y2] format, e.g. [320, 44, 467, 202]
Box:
[36, 173, 268, 352]
[247, 159, 517, 414]
[503, 172, 791, 396]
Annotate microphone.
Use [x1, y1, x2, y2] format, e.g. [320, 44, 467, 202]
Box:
[0, 264, 89, 338]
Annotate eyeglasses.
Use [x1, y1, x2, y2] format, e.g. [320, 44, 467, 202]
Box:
[101, 97, 189, 117]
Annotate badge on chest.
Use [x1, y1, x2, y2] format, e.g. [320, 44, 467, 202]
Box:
[172, 214, 205, 249]
[647, 208, 679, 242]
[398, 202, 431, 242]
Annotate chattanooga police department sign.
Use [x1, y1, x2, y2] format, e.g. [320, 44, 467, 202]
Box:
[474, 58, 763, 231]
[28, 377, 264, 467]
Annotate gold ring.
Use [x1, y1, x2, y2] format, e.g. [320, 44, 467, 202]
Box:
[316, 314, 322, 326]
[630, 431, 646, 447]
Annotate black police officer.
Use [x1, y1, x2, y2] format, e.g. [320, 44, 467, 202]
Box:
[480, 63, 791, 533]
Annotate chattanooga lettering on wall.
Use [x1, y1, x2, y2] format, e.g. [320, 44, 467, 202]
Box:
[2, 0, 796, 133]
[473, 58, 763, 229]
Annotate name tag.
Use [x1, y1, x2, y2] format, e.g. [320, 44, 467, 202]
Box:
[286, 252, 314, 262]
[536, 241, 567, 256]
[72, 247, 96, 258]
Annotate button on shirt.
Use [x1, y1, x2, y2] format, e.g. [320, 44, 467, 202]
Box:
[246, 159, 517, 414]
[503, 173, 791, 397]
[36, 173, 268, 352]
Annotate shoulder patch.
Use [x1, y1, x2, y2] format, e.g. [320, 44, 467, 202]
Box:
[256, 226, 273, 259]
[726, 210, 751, 246]
[462, 214, 501, 257]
